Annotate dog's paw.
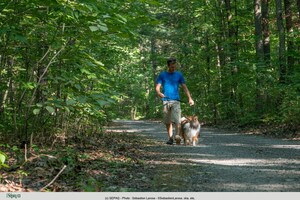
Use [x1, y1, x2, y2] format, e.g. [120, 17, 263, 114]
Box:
[175, 135, 181, 145]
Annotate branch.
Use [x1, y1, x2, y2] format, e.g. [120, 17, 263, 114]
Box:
[28, 45, 66, 107]
[37, 46, 51, 64]
[40, 165, 67, 191]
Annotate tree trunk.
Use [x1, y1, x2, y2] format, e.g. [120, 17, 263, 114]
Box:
[215, 1, 226, 68]
[296, 0, 300, 67]
[151, 37, 158, 103]
[275, 0, 286, 84]
[254, 0, 264, 114]
[262, 0, 270, 66]
[225, 0, 239, 119]
[225, 0, 238, 64]
[254, 0, 264, 62]
[215, 0, 226, 123]
[142, 57, 150, 118]
[283, 0, 294, 81]
[131, 106, 137, 120]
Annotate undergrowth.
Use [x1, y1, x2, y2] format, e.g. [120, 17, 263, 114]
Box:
[0, 123, 157, 192]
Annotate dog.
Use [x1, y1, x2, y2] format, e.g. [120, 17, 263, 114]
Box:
[177, 116, 201, 146]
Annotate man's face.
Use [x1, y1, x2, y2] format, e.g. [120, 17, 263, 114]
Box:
[168, 63, 176, 73]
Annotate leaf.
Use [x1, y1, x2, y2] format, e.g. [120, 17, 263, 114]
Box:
[89, 23, 108, 32]
[23, 82, 36, 90]
[96, 100, 109, 106]
[83, 53, 106, 71]
[1, 163, 9, 168]
[87, 73, 97, 79]
[76, 96, 87, 104]
[64, 106, 70, 112]
[0, 154, 6, 164]
[36, 103, 43, 108]
[75, 84, 81, 90]
[115, 14, 127, 24]
[13, 34, 28, 43]
[89, 26, 99, 32]
[0, 152, 8, 168]
[99, 24, 108, 32]
[45, 106, 55, 114]
[103, 14, 110, 18]
[80, 68, 91, 74]
[66, 99, 76, 106]
[33, 108, 41, 115]
[90, 93, 106, 99]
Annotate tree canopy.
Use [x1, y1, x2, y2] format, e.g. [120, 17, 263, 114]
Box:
[1, 0, 299, 145]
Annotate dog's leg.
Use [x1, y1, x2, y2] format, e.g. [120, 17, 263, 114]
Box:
[192, 136, 197, 146]
[195, 127, 200, 146]
[182, 127, 188, 146]
[186, 139, 191, 145]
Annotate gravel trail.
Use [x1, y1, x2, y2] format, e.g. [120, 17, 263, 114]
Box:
[108, 120, 300, 192]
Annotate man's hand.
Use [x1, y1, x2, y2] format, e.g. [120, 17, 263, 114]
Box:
[156, 84, 165, 98]
[182, 84, 194, 106]
[158, 92, 165, 98]
[189, 99, 194, 106]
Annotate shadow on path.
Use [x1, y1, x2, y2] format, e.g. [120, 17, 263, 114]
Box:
[107, 120, 300, 192]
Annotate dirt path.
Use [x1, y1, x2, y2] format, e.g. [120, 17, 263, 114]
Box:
[107, 120, 300, 192]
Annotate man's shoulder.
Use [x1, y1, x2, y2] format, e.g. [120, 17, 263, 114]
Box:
[158, 71, 168, 77]
[160, 71, 183, 75]
[158, 71, 184, 78]
[160, 71, 168, 74]
[175, 71, 184, 77]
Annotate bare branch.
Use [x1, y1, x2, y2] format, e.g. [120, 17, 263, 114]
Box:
[40, 165, 67, 191]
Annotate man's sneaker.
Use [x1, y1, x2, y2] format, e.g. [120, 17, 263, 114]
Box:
[166, 138, 174, 145]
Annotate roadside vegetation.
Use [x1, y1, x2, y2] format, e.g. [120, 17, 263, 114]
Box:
[0, 0, 299, 191]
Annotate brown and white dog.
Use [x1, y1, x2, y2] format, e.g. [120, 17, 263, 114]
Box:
[178, 116, 201, 146]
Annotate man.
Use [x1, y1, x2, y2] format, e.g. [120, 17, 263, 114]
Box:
[155, 57, 194, 145]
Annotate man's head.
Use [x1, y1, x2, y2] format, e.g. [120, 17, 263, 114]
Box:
[167, 57, 176, 66]
[167, 57, 176, 73]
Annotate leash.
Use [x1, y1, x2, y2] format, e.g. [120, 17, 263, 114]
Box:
[191, 104, 196, 116]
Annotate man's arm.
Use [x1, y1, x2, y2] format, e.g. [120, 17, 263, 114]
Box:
[155, 83, 165, 98]
[182, 84, 194, 106]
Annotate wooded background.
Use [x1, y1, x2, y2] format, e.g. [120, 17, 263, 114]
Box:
[1, 0, 299, 146]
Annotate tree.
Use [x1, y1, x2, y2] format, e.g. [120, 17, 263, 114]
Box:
[284, 0, 294, 81]
[262, 0, 270, 66]
[276, 0, 286, 83]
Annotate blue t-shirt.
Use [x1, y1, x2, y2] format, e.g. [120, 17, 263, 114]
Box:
[156, 71, 185, 101]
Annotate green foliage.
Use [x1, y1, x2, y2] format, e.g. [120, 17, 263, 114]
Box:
[0, 151, 9, 169]
[80, 177, 102, 192]
[0, 0, 299, 143]
[0, 0, 158, 142]
[281, 86, 300, 124]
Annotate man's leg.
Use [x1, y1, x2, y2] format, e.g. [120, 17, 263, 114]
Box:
[166, 123, 173, 139]
[165, 123, 174, 144]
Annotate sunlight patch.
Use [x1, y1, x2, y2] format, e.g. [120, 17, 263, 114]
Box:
[270, 144, 300, 150]
[189, 158, 300, 167]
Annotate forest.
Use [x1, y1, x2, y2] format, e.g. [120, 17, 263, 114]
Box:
[0, 0, 299, 192]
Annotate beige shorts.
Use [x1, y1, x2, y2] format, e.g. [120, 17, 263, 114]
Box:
[163, 100, 181, 124]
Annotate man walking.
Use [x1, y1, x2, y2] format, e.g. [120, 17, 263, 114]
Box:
[155, 58, 194, 145]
